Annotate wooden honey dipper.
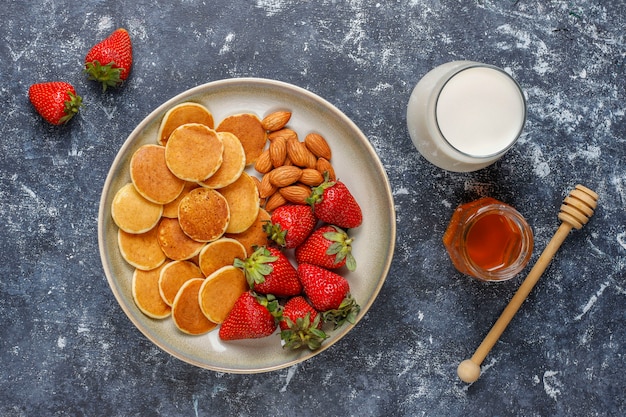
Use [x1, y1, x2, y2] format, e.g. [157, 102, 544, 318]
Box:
[457, 184, 599, 383]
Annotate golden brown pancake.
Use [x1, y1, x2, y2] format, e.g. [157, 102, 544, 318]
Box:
[178, 188, 230, 242]
[158, 260, 203, 306]
[216, 113, 266, 166]
[157, 102, 214, 146]
[172, 278, 217, 335]
[118, 227, 167, 271]
[225, 208, 270, 255]
[132, 263, 171, 319]
[197, 237, 247, 277]
[219, 172, 260, 234]
[198, 266, 248, 324]
[165, 123, 224, 182]
[111, 183, 163, 234]
[199, 132, 246, 189]
[162, 182, 199, 218]
[156, 217, 205, 260]
[130, 144, 185, 204]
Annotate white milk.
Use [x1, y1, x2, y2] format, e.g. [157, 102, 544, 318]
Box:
[407, 61, 526, 172]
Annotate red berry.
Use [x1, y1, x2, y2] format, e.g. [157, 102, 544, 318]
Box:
[219, 292, 278, 340]
[279, 296, 327, 350]
[28, 82, 82, 125]
[85, 28, 133, 91]
[234, 246, 301, 297]
[307, 177, 362, 229]
[295, 225, 356, 271]
[297, 263, 349, 311]
[264, 204, 317, 249]
[297, 263, 360, 329]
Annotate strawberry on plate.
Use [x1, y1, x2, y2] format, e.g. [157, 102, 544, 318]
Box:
[84, 28, 132, 91]
[219, 291, 278, 340]
[297, 263, 360, 328]
[28, 82, 82, 125]
[264, 204, 317, 249]
[295, 225, 356, 271]
[307, 174, 362, 229]
[279, 296, 327, 350]
[234, 246, 302, 297]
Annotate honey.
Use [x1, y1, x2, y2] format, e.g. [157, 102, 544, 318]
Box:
[443, 197, 533, 281]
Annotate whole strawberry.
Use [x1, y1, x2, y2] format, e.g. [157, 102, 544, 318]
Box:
[295, 225, 356, 271]
[264, 204, 317, 249]
[279, 296, 327, 350]
[234, 246, 301, 297]
[297, 263, 360, 328]
[307, 175, 362, 229]
[84, 28, 133, 91]
[28, 82, 82, 125]
[219, 292, 278, 340]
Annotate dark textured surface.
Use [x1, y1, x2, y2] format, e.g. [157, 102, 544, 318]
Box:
[1, 1, 625, 416]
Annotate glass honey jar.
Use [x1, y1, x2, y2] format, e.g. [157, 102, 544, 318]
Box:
[443, 197, 533, 282]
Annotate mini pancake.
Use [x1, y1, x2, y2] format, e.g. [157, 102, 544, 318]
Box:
[111, 183, 163, 234]
[198, 237, 247, 277]
[216, 113, 266, 166]
[199, 132, 246, 189]
[157, 102, 214, 146]
[165, 123, 224, 182]
[132, 263, 171, 319]
[158, 260, 203, 306]
[157, 217, 205, 260]
[162, 182, 199, 218]
[118, 227, 167, 270]
[219, 172, 260, 234]
[225, 208, 270, 255]
[172, 278, 217, 335]
[178, 187, 230, 242]
[198, 266, 248, 324]
[130, 144, 185, 204]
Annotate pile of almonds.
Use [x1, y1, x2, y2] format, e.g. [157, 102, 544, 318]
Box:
[254, 111, 336, 212]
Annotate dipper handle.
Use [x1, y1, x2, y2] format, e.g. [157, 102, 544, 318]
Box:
[457, 185, 598, 384]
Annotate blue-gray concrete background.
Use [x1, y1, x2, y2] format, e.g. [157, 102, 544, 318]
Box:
[1, 1, 624, 415]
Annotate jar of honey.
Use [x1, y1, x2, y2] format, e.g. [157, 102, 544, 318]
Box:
[443, 197, 533, 281]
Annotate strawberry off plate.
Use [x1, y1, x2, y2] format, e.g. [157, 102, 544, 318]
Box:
[98, 78, 396, 373]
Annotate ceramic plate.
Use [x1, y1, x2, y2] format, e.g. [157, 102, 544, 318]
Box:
[98, 78, 396, 373]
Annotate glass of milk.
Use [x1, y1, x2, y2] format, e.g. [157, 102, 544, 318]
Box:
[406, 61, 526, 172]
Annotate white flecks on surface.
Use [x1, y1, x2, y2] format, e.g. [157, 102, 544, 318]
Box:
[543, 370, 563, 401]
[96, 15, 114, 33]
[279, 364, 298, 393]
[574, 281, 611, 321]
[393, 187, 409, 196]
[255, 0, 286, 16]
[219, 33, 235, 55]
[617, 231, 626, 250]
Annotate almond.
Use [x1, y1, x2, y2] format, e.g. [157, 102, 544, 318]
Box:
[305, 150, 318, 168]
[268, 165, 302, 187]
[299, 168, 324, 186]
[254, 149, 273, 174]
[261, 111, 292, 132]
[269, 136, 287, 168]
[259, 173, 277, 198]
[316, 157, 336, 181]
[304, 133, 332, 160]
[268, 128, 298, 143]
[287, 139, 315, 168]
[265, 192, 287, 212]
[279, 184, 311, 204]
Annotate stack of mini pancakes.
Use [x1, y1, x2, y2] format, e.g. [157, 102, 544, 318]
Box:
[111, 102, 272, 335]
